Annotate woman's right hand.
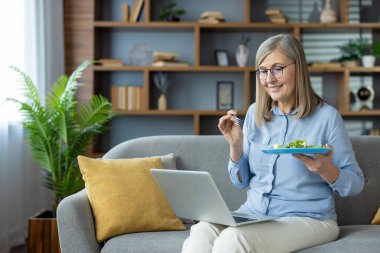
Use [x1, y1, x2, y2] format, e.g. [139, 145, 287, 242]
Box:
[218, 110, 244, 147]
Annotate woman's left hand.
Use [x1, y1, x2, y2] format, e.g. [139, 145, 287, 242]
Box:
[292, 144, 340, 184]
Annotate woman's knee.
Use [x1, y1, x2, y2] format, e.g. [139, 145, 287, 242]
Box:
[213, 227, 252, 253]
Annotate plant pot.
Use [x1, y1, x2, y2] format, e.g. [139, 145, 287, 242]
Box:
[362, 55, 375, 67]
[235, 44, 249, 67]
[342, 60, 358, 67]
[28, 209, 61, 253]
[166, 16, 180, 22]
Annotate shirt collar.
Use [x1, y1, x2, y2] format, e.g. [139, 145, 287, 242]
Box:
[271, 103, 299, 116]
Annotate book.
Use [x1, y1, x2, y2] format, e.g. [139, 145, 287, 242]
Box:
[265, 9, 283, 16]
[127, 86, 142, 110]
[122, 3, 129, 22]
[130, 0, 144, 22]
[99, 58, 123, 67]
[200, 11, 224, 20]
[198, 18, 224, 24]
[152, 61, 189, 67]
[269, 17, 288, 23]
[153, 51, 179, 61]
[111, 86, 128, 111]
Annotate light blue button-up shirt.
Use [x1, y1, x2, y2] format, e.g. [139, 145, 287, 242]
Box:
[228, 103, 364, 221]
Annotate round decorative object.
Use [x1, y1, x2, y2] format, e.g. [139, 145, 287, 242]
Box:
[357, 86, 375, 110]
[235, 44, 249, 67]
[320, 0, 337, 24]
[128, 43, 153, 66]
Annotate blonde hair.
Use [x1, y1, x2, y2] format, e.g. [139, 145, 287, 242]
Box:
[255, 33, 324, 127]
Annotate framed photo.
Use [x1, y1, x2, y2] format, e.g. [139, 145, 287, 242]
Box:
[217, 81, 234, 110]
[215, 50, 229, 66]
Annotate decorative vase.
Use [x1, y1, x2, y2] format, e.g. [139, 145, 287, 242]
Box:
[158, 94, 167, 110]
[320, 0, 337, 24]
[235, 44, 249, 67]
[362, 55, 375, 67]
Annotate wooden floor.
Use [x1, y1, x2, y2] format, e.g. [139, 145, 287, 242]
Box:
[10, 244, 27, 253]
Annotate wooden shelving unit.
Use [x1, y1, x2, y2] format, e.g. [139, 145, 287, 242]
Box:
[64, 0, 380, 153]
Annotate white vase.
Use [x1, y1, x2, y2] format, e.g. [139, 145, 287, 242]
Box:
[235, 44, 249, 67]
[362, 55, 375, 67]
[320, 0, 337, 24]
[158, 94, 167, 110]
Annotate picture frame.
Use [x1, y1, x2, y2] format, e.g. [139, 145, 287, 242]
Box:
[217, 81, 234, 110]
[215, 50, 229, 66]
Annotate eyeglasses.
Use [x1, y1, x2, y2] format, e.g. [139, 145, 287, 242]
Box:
[255, 62, 295, 80]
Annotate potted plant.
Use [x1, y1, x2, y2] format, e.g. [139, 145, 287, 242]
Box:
[338, 39, 363, 67]
[153, 72, 170, 110]
[7, 60, 113, 252]
[360, 39, 380, 67]
[158, 2, 186, 22]
[236, 35, 251, 67]
[360, 39, 375, 67]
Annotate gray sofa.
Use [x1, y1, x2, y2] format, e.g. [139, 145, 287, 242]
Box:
[57, 135, 380, 253]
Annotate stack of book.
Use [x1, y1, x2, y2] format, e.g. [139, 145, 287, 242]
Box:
[265, 9, 288, 24]
[198, 11, 225, 24]
[111, 85, 142, 111]
[99, 58, 123, 67]
[152, 51, 189, 67]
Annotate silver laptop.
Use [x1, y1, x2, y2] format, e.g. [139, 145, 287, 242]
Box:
[150, 169, 278, 226]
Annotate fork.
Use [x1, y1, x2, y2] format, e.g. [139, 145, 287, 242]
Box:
[234, 117, 244, 126]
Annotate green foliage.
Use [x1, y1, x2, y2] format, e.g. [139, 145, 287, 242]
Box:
[338, 39, 380, 61]
[153, 72, 170, 94]
[372, 41, 380, 58]
[239, 35, 251, 46]
[7, 60, 113, 213]
[338, 40, 363, 62]
[158, 2, 186, 21]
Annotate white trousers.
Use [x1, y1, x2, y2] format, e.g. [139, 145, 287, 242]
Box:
[181, 217, 339, 253]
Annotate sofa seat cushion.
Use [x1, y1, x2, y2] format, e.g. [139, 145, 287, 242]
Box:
[297, 225, 380, 253]
[101, 229, 190, 253]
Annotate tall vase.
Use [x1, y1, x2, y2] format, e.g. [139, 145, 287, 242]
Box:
[158, 94, 167, 110]
[235, 44, 249, 67]
[320, 0, 337, 23]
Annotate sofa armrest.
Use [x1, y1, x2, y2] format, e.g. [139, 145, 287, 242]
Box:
[57, 189, 102, 253]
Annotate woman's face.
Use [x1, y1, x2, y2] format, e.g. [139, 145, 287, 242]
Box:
[258, 49, 296, 112]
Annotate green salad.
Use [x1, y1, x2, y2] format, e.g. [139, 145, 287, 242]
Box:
[273, 139, 325, 149]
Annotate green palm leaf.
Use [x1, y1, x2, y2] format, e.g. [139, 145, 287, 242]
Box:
[7, 60, 113, 214]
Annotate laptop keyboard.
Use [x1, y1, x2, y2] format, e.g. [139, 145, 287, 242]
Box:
[233, 216, 257, 223]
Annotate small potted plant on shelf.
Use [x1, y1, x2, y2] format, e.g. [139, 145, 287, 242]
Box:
[236, 35, 251, 67]
[7, 60, 113, 252]
[338, 39, 363, 67]
[360, 39, 376, 67]
[158, 2, 186, 22]
[153, 72, 170, 110]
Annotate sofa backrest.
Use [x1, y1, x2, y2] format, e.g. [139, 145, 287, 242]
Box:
[103, 135, 380, 226]
[335, 136, 380, 225]
[103, 135, 246, 211]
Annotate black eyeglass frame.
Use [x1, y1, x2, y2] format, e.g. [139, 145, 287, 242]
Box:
[255, 62, 295, 80]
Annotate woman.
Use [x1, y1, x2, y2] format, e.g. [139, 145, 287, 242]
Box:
[181, 34, 364, 253]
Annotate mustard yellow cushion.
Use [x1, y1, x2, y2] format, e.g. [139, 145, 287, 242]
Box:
[371, 207, 380, 225]
[77, 155, 185, 241]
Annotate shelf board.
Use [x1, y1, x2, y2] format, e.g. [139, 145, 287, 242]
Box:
[112, 110, 243, 116]
[94, 21, 380, 30]
[341, 110, 380, 117]
[94, 65, 254, 72]
[94, 21, 195, 29]
[94, 65, 380, 73]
